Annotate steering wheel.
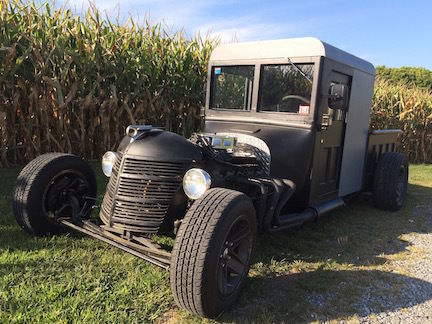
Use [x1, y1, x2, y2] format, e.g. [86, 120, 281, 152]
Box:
[281, 95, 310, 104]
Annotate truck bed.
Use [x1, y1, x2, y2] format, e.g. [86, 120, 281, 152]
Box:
[364, 129, 402, 190]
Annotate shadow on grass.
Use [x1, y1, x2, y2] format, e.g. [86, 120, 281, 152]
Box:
[228, 269, 432, 322]
[0, 257, 74, 278]
[222, 183, 432, 321]
[253, 183, 432, 267]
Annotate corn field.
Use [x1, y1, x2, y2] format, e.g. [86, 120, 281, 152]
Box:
[371, 79, 432, 163]
[1, 2, 431, 167]
[0, 1, 215, 166]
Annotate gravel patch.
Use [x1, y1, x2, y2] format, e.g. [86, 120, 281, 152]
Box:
[359, 205, 432, 323]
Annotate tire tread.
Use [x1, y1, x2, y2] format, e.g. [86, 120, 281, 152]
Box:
[12, 153, 96, 235]
[373, 152, 408, 211]
[170, 188, 255, 317]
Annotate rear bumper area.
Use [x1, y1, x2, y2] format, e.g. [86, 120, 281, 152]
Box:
[60, 218, 171, 269]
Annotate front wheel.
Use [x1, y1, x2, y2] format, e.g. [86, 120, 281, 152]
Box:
[170, 188, 257, 318]
[12, 153, 97, 236]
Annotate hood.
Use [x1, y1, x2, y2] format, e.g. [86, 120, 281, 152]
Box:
[118, 129, 202, 163]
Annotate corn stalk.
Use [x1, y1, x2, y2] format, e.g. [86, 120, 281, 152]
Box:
[0, 1, 215, 165]
[371, 79, 432, 163]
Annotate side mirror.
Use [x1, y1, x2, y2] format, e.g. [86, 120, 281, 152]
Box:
[328, 83, 349, 110]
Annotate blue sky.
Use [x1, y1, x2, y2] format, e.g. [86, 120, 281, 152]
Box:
[60, 0, 432, 69]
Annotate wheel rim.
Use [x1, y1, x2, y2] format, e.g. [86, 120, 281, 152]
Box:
[395, 164, 407, 206]
[42, 170, 92, 221]
[217, 215, 253, 296]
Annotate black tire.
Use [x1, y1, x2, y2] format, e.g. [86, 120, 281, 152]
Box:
[170, 188, 256, 318]
[373, 152, 408, 211]
[12, 153, 97, 236]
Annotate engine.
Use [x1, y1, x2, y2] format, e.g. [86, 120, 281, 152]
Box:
[190, 132, 270, 179]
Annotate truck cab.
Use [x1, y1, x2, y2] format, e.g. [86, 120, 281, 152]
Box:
[204, 37, 378, 210]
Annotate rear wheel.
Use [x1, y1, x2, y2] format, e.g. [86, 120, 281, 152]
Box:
[12, 153, 97, 236]
[373, 152, 408, 211]
[170, 188, 256, 318]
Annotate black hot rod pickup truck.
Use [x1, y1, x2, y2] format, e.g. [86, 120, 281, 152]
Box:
[13, 37, 407, 318]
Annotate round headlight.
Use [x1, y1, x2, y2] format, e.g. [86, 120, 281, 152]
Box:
[183, 168, 211, 200]
[102, 151, 118, 177]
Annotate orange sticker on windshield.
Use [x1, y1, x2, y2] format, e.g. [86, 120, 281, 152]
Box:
[299, 105, 310, 115]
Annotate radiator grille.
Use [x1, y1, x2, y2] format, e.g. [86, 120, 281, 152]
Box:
[100, 154, 184, 234]
[123, 158, 184, 177]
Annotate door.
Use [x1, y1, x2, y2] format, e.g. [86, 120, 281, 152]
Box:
[312, 71, 351, 202]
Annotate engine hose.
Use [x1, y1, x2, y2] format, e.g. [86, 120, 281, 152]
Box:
[258, 178, 284, 231]
[273, 179, 296, 226]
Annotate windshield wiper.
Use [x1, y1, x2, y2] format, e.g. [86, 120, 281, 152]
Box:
[286, 57, 313, 84]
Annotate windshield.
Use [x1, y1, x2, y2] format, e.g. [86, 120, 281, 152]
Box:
[258, 63, 314, 114]
[210, 65, 254, 110]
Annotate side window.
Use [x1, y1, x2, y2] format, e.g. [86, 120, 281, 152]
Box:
[258, 64, 314, 114]
[210, 65, 254, 110]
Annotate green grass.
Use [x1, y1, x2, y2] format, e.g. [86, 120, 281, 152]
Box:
[1, 164, 432, 322]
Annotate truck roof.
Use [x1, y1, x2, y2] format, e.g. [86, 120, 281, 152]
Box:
[210, 37, 375, 75]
